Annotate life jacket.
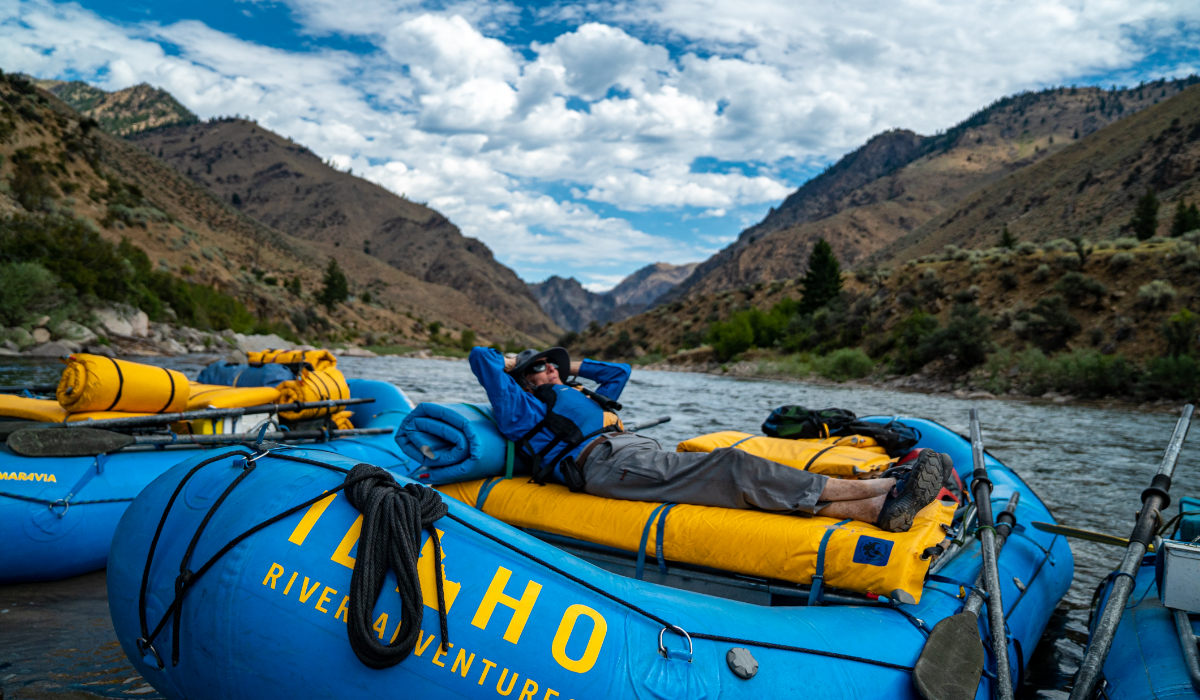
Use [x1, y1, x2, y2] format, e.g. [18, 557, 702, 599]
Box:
[515, 382, 625, 490]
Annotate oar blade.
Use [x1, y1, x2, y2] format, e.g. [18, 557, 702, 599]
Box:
[1031, 521, 1131, 548]
[8, 427, 135, 457]
[913, 611, 984, 700]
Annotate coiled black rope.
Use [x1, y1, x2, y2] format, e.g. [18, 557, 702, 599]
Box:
[343, 464, 449, 669]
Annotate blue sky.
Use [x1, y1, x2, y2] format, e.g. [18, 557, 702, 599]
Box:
[3, 0, 1199, 289]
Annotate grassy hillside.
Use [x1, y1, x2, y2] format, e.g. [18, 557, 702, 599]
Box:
[667, 78, 1200, 302]
[571, 236, 1200, 401]
[36, 80, 198, 136]
[875, 83, 1200, 264]
[0, 70, 545, 349]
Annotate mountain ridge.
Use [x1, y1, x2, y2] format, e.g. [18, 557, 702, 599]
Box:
[529, 261, 697, 332]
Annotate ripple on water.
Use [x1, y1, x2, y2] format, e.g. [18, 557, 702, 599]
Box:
[1, 355, 1197, 698]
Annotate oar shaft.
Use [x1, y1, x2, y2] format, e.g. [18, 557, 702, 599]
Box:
[962, 494, 1020, 617]
[1070, 404, 1194, 700]
[630, 415, 671, 432]
[970, 408, 1015, 700]
[131, 428, 392, 445]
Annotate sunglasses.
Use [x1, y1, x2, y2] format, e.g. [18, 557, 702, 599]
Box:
[526, 361, 558, 375]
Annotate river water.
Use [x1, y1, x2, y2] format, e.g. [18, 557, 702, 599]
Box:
[2, 355, 1198, 699]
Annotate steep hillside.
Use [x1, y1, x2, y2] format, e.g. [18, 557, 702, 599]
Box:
[127, 119, 560, 341]
[36, 80, 198, 136]
[530, 261, 697, 332]
[875, 83, 1200, 263]
[0, 71, 547, 348]
[666, 78, 1200, 301]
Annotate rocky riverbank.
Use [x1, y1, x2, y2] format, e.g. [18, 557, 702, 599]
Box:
[0, 303, 380, 362]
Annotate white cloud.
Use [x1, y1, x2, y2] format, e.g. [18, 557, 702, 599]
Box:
[2, 0, 1199, 288]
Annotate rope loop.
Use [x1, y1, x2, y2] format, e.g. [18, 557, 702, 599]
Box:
[342, 464, 450, 670]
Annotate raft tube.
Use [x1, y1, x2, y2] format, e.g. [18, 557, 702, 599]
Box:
[0, 379, 415, 584]
[1083, 542, 1200, 697]
[107, 416, 1072, 700]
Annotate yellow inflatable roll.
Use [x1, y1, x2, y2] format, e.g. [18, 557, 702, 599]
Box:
[186, 383, 282, 411]
[677, 431, 893, 477]
[0, 395, 68, 423]
[57, 355, 189, 414]
[438, 478, 953, 602]
[275, 368, 350, 420]
[330, 410, 354, 430]
[246, 349, 337, 371]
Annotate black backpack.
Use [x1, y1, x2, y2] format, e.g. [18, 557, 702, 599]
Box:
[761, 405, 919, 457]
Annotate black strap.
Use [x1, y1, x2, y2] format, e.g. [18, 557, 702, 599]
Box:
[803, 445, 839, 471]
[105, 356, 125, 412]
[160, 367, 176, 413]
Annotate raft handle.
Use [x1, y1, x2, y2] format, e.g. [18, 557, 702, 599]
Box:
[136, 638, 164, 670]
[48, 498, 69, 519]
[658, 625, 693, 663]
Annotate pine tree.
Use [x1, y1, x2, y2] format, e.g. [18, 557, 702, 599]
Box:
[1000, 226, 1017, 249]
[317, 258, 348, 311]
[799, 238, 842, 313]
[1170, 198, 1200, 237]
[1130, 188, 1159, 241]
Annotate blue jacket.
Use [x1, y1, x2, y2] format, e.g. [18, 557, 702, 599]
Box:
[468, 347, 631, 484]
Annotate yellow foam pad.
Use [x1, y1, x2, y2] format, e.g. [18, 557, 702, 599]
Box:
[438, 478, 953, 602]
[246, 349, 337, 371]
[186, 383, 281, 410]
[56, 355, 189, 414]
[677, 431, 892, 477]
[0, 395, 68, 423]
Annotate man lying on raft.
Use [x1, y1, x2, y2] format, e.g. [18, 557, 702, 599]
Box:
[468, 346, 946, 533]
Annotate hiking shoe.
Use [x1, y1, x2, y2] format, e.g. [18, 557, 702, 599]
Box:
[876, 449, 944, 533]
[939, 452, 963, 502]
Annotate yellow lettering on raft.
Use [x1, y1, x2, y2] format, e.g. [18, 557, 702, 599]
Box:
[283, 572, 298, 596]
[496, 669, 519, 696]
[373, 613, 389, 639]
[298, 577, 321, 603]
[331, 515, 362, 568]
[451, 648, 475, 677]
[471, 566, 542, 644]
[262, 563, 285, 588]
[49, 474, 55, 482]
[518, 678, 539, 700]
[551, 605, 608, 674]
[418, 529, 461, 612]
[315, 586, 336, 613]
[335, 596, 350, 622]
[289, 493, 337, 545]
[414, 631, 436, 657]
[478, 659, 497, 685]
[543, 691, 560, 700]
[431, 642, 453, 667]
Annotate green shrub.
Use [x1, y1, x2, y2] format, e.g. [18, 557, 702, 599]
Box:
[891, 310, 940, 373]
[917, 303, 992, 370]
[1114, 237, 1138, 249]
[316, 258, 349, 310]
[1048, 349, 1136, 398]
[1138, 280, 1177, 309]
[1055, 271, 1107, 306]
[1109, 252, 1135, 271]
[1033, 264, 1051, 282]
[709, 313, 755, 361]
[1143, 355, 1199, 399]
[0, 261, 63, 326]
[1016, 241, 1038, 255]
[1016, 295, 1080, 351]
[1164, 309, 1199, 357]
[815, 348, 874, 382]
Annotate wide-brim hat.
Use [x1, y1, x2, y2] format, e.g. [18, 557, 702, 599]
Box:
[508, 347, 571, 384]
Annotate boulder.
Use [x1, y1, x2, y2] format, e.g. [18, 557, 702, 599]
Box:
[54, 320, 97, 346]
[156, 337, 188, 356]
[31, 327, 51, 344]
[28, 341, 75, 357]
[93, 305, 150, 338]
[1, 339, 18, 351]
[0, 347, 19, 357]
[85, 344, 117, 358]
[33, 315, 50, 327]
[234, 334, 296, 353]
[341, 347, 378, 358]
[6, 327, 35, 349]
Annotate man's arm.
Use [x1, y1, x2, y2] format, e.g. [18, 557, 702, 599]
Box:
[575, 357, 631, 400]
[468, 347, 544, 438]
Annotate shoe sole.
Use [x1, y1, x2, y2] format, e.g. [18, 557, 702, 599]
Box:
[877, 453, 945, 532]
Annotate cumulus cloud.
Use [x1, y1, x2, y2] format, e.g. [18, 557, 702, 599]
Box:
[2, 0, 1198, 287]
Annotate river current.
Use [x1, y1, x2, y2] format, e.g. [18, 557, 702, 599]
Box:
[1, 355, 1197, 699]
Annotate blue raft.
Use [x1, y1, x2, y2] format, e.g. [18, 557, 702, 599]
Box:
[106, 415, 1073, 699]
[0, 379, 416, 584]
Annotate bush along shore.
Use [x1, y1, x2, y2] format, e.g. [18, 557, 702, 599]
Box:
[565, 233, 1200, 412]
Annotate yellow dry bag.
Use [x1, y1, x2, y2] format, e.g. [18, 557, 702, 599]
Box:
[677, 431, 893, 477]
[57, 355, 189, 414]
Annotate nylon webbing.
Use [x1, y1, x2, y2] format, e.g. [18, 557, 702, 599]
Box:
[808, 519, 851, 606]
[804, 445, 839, 471]
[635, 502, 672, 580]
[475, 477, 502, 512]
[729, 435, 754, 449]
[654, 503, 677, 575]
[464, 404, 515, 479]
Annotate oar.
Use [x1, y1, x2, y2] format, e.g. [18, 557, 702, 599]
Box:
[0, 384, 59, 394]
[1069, 404, 1194, 700]
[1030, 522, 1156, 551]
[7, 427, 394, 457]
[0, 398, 374, 438]
[629, 415, 671, 431]
[914, 491, 1020, 700]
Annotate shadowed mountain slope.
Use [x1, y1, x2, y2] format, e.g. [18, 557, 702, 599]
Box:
[530, 262, 698, 332]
